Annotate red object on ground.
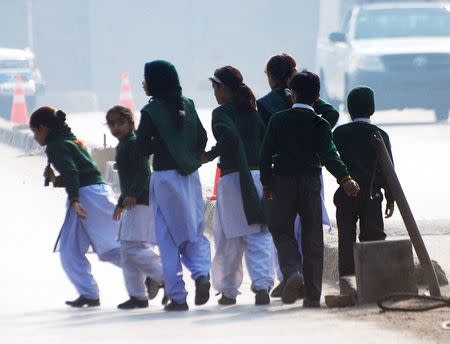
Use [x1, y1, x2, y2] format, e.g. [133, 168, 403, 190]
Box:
[10, 76, 28, 124]
[119, 72, 135, 112]
[208, 166, 221, 201]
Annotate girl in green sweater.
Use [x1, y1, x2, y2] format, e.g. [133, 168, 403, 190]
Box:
[30, 106, 121, 308]
[106, 105, 164, 310]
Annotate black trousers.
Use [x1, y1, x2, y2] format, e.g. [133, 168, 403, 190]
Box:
[334, 187, 387, 277]
[269, 175, 323, 301]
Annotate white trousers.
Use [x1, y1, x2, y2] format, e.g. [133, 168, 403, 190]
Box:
[212, 221, 274, 299]
[156, 208, 211, 304]
[59, 207, 121, 299]
[120, 241, 163, 300]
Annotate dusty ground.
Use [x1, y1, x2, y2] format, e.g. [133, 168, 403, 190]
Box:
[323, 282, 450, 343]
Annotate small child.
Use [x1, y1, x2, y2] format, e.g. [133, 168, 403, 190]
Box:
[333, 86, 395, 278]
[106, 105, 164, 310]
[30, 106, 121, 308]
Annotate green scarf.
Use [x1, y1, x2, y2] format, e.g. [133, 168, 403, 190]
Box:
[213, 103, 267, 225]
[141, 97, 201, 175]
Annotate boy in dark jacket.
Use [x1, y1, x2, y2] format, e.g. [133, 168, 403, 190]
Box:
[260, 70, 360, 307]
[333, 86, 395, 278]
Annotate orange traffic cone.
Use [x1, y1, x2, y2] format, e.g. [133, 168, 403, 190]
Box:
[119, 72, 135, 112]
[208, 166, 221, 201]
[10, 75, 28, 124]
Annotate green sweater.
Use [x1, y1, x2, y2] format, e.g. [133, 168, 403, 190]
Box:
[333, 121, 394, 203]
[116, 133, 150, 207]
[206, 102, 266, 225]
[206, 102, 265, 170]
[137, 97, 207, 175]
[260, 108, 349, 187]
[45, 128, 103, 201]
[257, 89, 339, 128]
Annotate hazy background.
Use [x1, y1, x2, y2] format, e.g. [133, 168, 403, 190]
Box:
[0, 0, 353, 111]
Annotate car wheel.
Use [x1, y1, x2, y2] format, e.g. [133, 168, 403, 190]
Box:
[434, 106, 449, 122]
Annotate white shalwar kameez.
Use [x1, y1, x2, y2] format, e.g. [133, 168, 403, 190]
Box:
[119, 205, 163, 300]
[56, 184, 121, 300]
[149, 170, 211, 304]
[212, 170, 274, 299]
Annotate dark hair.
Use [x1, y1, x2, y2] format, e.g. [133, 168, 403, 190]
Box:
[144, 60, 185, 130]
[266, 53, 297, 89]
[347, 86, 375, 119]
[29, 106, 67, 129]
[212, 66, 256, 113]
[289, 70, 320, 105]
[106, 105, 135, 130]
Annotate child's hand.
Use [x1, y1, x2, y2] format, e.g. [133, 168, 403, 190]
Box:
[385, 202, 395, 218]
[43, 166, 56, 183]
[343, 179, 360, 197]
[72, 201, 87, 219]
[123, 197, 137, 210]
[113, 206, 123, 221]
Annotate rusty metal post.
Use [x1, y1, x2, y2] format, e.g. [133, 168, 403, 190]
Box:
[372, 131, 440, 297]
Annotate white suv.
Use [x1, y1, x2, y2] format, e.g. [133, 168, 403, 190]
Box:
[317, 1, 450, 121]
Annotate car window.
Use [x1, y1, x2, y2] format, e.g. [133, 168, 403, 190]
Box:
[355, 8, 450, 39]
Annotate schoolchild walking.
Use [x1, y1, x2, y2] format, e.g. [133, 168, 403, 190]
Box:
[257, 53, 339, 127]
[106, 105, 164, 310]
[136, 60, 211, 311]
[260, 71, 360, 307]
[30, 107, 121, 308]
[202, 66, 274, 305]
[257, 53, 336, 298]
[333, 86, 394, 278]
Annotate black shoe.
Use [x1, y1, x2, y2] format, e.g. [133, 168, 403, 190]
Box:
[117, 297, 149, 310]
[270, 281, 285, 298]
[65, 296, 100, 308]
[303, 299, 321, 308]
[255, 290, 270, 305]
[164, 300, 189, 311]
[195, 275, 211, 305]
[281, 273, 304, 304]
[218, 294, 236, 305]
[145, 277, 162, 300]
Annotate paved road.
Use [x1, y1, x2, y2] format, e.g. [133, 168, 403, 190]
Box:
[0, 143, 442, 344]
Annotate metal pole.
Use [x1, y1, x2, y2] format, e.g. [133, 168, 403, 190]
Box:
[372, 131, 441, 297]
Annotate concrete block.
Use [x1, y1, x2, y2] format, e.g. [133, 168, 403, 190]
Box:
[104, 161, 120, 194]
[354, 239, 417, 304]
[91, 147, 116, 177]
